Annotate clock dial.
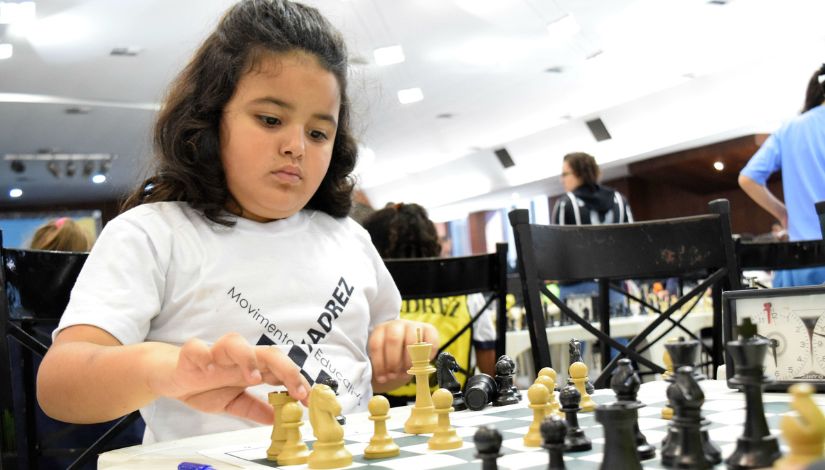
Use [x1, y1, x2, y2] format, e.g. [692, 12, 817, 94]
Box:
[812, 315, 825, 375]
[753, 308, 810, 380]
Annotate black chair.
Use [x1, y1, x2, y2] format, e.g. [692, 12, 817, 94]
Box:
[736, 200, 825, 288]
[0, 234, 143, 470]
[383, 243, 509, 374]
[508, 199, 741, 389]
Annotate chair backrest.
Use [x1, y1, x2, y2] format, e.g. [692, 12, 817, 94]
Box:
[383, 243, 509, 360]
[508, 199, 741, 386]
[0, 233, 142, 470]
[736, 200, 825, 286]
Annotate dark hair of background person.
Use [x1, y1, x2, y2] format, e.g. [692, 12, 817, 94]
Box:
[362, 203, 441, 259]
[803, 64, 825, 113]
[29, 218, 92, 252]
[121, 0, 358, 225]
[563, 152, 600, 187]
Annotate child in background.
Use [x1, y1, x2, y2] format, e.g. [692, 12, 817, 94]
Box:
[36, 0, 436, 444]
[362, 203, 497, 405]
[29, 217, 92, 252]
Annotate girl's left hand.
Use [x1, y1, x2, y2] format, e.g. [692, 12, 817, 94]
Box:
[368, 319, 439, 386]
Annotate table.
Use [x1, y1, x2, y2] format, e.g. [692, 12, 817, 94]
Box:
[505, 310, 714, 379]
[98, 379, 812, 469]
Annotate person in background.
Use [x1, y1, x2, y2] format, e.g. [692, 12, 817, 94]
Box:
[37, 0, 436, 444]
[551, 152, 632, 307]
[739, 65, 825, 286]
[363, 203, 497, 405]
[29, 217, 92, 252]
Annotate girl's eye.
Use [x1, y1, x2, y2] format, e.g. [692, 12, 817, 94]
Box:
[258, 116, 280, 127]
[309, 130, 328, 141]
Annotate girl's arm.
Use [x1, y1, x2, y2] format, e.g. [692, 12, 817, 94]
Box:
[738, 174, 788, 228]
[37, 325, 310, 424]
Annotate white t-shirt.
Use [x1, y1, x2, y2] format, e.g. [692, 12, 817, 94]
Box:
[55, 202, 400, 443]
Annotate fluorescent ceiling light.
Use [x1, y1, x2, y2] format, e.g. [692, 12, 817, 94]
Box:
[397, 87, 423, 104]
[546, 14, 580, 41]
[92, 174, 106, 184]
[9, 188, 22, 198]
[0, 43, 11, 60]
[373, 45, 405, 66]
[0, 1, 35, 24]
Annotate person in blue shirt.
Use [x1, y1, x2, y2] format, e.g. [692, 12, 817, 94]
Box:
[739, 64, 825, 287]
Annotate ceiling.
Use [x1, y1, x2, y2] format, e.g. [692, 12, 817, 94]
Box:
[1, 0, 823, 221]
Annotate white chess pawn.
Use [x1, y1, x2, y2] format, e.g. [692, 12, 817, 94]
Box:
[364, 395, 400, 459]
[428, 389, 463, 450]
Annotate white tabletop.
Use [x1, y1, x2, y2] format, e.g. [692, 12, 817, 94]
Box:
[97, 379, 805, 470]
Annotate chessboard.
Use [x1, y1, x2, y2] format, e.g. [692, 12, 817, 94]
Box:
[198, 380, 817, 470]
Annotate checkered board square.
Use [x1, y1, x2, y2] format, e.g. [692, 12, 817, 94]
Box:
[200, 381, 820, 470]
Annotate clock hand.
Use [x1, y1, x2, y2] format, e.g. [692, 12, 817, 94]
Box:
[812, 332, 825, 339]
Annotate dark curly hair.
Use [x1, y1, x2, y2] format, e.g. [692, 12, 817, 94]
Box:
[803, 64, 825, 114]
[122, 0, 357, 224]
[563, 152, 600, 187]
[362, 203, 441, 259]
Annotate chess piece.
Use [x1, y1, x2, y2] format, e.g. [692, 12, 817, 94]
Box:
[499, 355, 522, 401]
[538, 366, 560, 392]
[595, 404, 642, 470]
[474, 425, 503, 470]
[318, 377, 346, 425]
[559, 384, 591, 452]
[465, 373, 498, 411]
[774, 383, 825, 470]
[404, 329, 438, 434]
[541, 415, 568, 470]
[277, 401, 309, 466]
[661, 346, 674, 420]
[568, 339, 594, 395]
[725, 318, 782, 470]
[494, 355, 520, 406]
[428, 389, 463, 450]
[568, 362, 596, 412]
[436, 352, 466, 411]
[534, 375, 562, 418]
[267, 391, 296, 460]
[307, 384, 352, 469]
[524, 384, 549, 447]
[610, 358, 655, 460]
[664, 337, 706, 381]
[364, 395, 400, 459]
[660, 366, 714, 469]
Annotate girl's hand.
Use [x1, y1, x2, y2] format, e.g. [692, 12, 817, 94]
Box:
[149, 333, 310, 424]
[368, 320, 439, 386]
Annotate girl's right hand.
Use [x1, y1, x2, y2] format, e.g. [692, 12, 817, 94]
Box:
[149, 332, 310, 424]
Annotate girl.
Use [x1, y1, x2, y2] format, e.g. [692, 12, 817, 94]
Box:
[37, 0, 436, 443]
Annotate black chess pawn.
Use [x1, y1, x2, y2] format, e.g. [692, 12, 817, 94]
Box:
[436, 352, 466, 411]
[318, 377, 346, 425]
[559, 384, 591, 452]
[494, 355, 520, 406]
[568, 339, 594, 395]
[540, 415, 568, 470]
[595, 404, 642, 470]
[660, 366, 714, 469]
[473, 425, 502, 470]
[465, 373, 498, 411]
[724, 318, 782, 470]
[609, 358, 655, 460]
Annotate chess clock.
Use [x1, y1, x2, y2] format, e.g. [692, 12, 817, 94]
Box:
[723, 285, 825, 392]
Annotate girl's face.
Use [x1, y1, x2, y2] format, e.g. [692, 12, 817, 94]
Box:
[220, 51, 341, 222]
[561, 161, 582, 192]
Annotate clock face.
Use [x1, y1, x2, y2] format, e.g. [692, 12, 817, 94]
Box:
[733, 296, 825, 382]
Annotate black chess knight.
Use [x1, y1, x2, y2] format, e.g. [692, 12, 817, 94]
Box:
[610, 358, 655, 460]
[660, 366, 715, 469]
[436, 352, 466, 411]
